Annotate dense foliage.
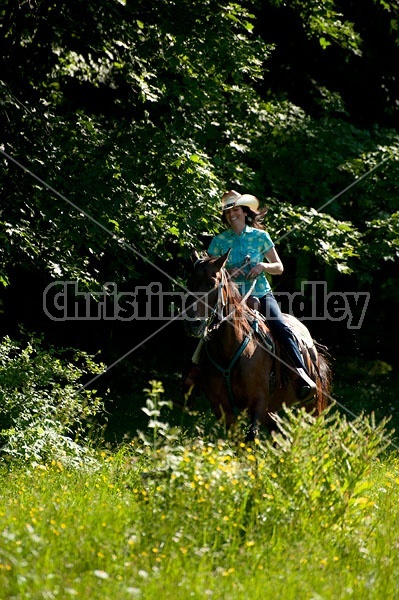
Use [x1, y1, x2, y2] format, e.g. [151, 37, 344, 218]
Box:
[0, 335, 105, 465]
[1, 0, 398, 290]
[0, 0, 398, 460]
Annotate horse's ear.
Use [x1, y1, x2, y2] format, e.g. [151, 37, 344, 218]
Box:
[191, 249, 201, 264]
[211, 249, 230, 272]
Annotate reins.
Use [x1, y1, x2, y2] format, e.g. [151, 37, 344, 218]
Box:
[190, 266, 228, 364]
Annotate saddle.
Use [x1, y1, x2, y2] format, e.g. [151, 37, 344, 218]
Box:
[282, 312, 318, 367]
[252, 311, 318, 394]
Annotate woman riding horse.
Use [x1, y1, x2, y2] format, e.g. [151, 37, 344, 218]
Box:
[184, 189, 316, 401]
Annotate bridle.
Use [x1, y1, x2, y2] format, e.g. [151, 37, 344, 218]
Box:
[191, 259, 230, 339]
[191, 257, 259, 338]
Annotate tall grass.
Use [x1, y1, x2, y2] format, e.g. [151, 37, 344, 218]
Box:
[1, 400, 398, 600]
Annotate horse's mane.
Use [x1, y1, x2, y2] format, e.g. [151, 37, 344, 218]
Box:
[195, 253, 261, 339]
[221, 268, 257, 339]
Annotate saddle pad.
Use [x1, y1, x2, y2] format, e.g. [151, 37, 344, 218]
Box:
[282, 313, 316, 351]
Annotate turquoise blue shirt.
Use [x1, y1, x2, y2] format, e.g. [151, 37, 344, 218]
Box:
[208, 225, 274, 297]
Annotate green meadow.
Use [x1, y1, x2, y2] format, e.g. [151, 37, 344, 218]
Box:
[1, 405, 399, 600]
[1, 339, 399, 598]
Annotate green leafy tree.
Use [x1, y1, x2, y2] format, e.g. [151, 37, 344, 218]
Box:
[0, 0, 398, 290]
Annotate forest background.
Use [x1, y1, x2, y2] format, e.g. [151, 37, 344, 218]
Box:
[1, 0, 399, 444]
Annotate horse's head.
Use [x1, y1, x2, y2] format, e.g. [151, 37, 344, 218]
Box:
[184, 249, 230, 338]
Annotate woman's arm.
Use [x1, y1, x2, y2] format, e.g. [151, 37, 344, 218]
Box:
[247, 247, 284, 278]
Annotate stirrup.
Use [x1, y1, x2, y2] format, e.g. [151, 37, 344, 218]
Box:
[296, 368, 316, 402]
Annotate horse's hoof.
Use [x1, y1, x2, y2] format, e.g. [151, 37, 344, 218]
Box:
[245, 427, 259, 442]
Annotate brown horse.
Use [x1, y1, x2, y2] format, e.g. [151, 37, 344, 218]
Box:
[184, 250, 332, 439]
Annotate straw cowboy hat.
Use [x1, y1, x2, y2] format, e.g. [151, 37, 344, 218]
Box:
[221, 190, 260, 212]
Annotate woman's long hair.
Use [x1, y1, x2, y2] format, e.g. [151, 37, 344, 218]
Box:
[222, 205, 268, 230]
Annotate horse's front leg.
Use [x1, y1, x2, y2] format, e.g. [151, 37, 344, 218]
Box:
[245, 394, 265, 441]
[212, 400, 235, 431]
[245, 374, 274, 441]
[246, 409, 276, 441]
[203, 378, 236, 431]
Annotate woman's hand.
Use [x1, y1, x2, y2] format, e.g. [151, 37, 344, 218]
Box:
[247, 250, 284, 278]
[246, 263, 265, 279]
[229, 255, 252, 279]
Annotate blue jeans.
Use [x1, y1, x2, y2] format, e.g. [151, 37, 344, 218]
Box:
[259, 293, 307, 371]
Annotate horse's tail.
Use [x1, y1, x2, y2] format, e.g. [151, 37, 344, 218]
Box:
[313, 341, 332, 413]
